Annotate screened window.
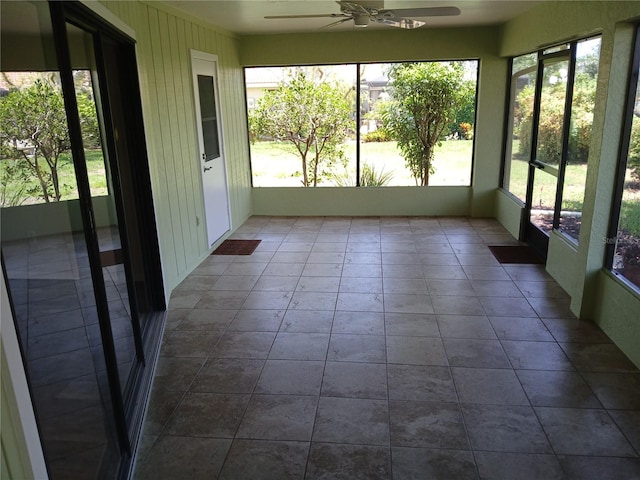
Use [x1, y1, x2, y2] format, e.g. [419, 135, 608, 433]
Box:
[503, 53, 537, 202]
[558, 37, 602, 241]
[246, 60, 478, 187]
[608, 27, 640, 292]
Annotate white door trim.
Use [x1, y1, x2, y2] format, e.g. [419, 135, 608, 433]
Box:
[190, 49, 232, 247]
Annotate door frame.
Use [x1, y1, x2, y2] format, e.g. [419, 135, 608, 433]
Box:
[190, 49, 232, 247]
[522, 47, 577, 259]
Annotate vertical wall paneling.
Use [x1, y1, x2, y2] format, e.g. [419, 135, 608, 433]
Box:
[98, 1, 253, 291]
[167, 15, 198, 263]
[158, 11, 191, 276]
[148, 8, 183, 278]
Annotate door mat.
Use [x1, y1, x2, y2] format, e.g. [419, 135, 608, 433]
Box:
[212, 239, 261, 255]
[100, 249, 123, 267]
[488, 245, 543, 264]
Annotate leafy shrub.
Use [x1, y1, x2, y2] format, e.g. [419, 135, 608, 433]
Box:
[362, 129, 392, 143]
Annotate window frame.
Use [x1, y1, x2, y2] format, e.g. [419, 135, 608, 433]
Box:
[605, 23, 640, 291]
[244, 59, 479, 188]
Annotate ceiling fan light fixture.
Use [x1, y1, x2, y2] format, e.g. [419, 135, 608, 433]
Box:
[353, 14, 369, 27]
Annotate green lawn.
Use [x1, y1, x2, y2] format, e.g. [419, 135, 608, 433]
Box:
[250, 139, 473, 187]
[1, 149, 108, 206]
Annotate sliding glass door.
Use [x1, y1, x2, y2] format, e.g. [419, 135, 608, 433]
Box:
[1, 2, 164, 478]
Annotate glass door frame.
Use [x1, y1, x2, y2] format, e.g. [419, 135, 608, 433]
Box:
[523, 46, 578, 258]
[51, 0, 167, 456]
[0, 1, 165, 478]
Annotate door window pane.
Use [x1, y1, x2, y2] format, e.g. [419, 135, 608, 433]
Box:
[559, 37, 601, 241]
[504, 53, 537, 201]
[197, 74, 221, 160]
[535, 57, 570, 170]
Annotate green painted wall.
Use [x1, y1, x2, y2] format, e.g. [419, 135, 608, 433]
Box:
[100, 1, 253, 294]
[495, 189, 523, 239]
[252, 186, 471, 217]
[499, 1, 640, 367]
[240, 27, 506, 218]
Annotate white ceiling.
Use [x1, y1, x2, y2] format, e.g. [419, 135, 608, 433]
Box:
[161, 1, 541, 35]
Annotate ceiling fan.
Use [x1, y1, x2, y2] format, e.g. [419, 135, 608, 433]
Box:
[265, 1, 461, 30]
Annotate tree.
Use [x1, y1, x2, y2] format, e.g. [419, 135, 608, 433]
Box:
[381, 62, 467, 186]
[249, 71, 353, 187]
[0, 79, 70, 202]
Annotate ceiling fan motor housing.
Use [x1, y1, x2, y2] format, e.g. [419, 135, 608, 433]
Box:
[353, 14, 370, 26]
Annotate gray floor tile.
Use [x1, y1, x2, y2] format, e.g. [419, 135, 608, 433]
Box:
[255, 360, 324, 395]
[237, 395, 318, 441]
[219, 440, 309, 480]
[190, 358, 264, 394]
[387, 335, 448, 366]
[306, 443, 391, 480]
[313, 397, 389, 445]
[437, 315, 497, 339]
[452, 367, 529, 405]
[387, 364, 456, 402]
[502, 340, 575, 371]
[443, 338, 510, 368]
[392, 447, 478, 480]
[390, 400, 469, 449]
[269, 332, 330, 360]
[164, 392, 249, 437]
[558, 456, 640, 480]
[385, 313, 440, 337]
[321, 361, 387, 399]
[211, 331, 276, 359]
[332, 311, 385, 334]
[489, 316, 554, 341]
[475, 452, 565, 480]
[280, 310, 334, 333]
[515, 370, 602, 408]
[328, 334, 386, 363]
[228, 309, 284, 332]
[135, 436, 231, 480]
[536, 407, 636, 456]
[462, 404, 552, 454]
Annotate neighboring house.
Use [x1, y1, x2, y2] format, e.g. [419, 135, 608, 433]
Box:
[2, 1, 640, 479]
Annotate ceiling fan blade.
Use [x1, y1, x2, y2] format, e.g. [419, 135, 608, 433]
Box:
[377, 17, 426, 29]
[264, 13, 344, 19]
[319, 17, 354, 29]
[337, 1, 370, 15]
[382, 6, 461, 18]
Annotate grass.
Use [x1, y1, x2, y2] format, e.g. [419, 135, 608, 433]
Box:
[250, 139, 473, 187]
[1, 149, 107, 206]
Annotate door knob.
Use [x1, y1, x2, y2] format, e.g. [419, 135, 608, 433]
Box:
[204, 166, 212, 172]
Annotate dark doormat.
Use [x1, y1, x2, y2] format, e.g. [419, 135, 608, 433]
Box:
[100, 249, 123, 267]
[212, 239, 261, 255]
[488, 245, 543, 264]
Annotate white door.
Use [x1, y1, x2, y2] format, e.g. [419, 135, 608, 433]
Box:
[191, 51, 231, 246]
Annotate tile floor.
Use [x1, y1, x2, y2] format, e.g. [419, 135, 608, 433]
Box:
[133, 216, 640, 479]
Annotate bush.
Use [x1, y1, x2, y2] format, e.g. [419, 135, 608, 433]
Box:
[362, 129, 392, 143]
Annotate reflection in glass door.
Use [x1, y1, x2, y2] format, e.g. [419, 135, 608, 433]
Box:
[1, 2, 165, 478]
[0, 3, 122, 478]
[65, 21, 144, 403]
